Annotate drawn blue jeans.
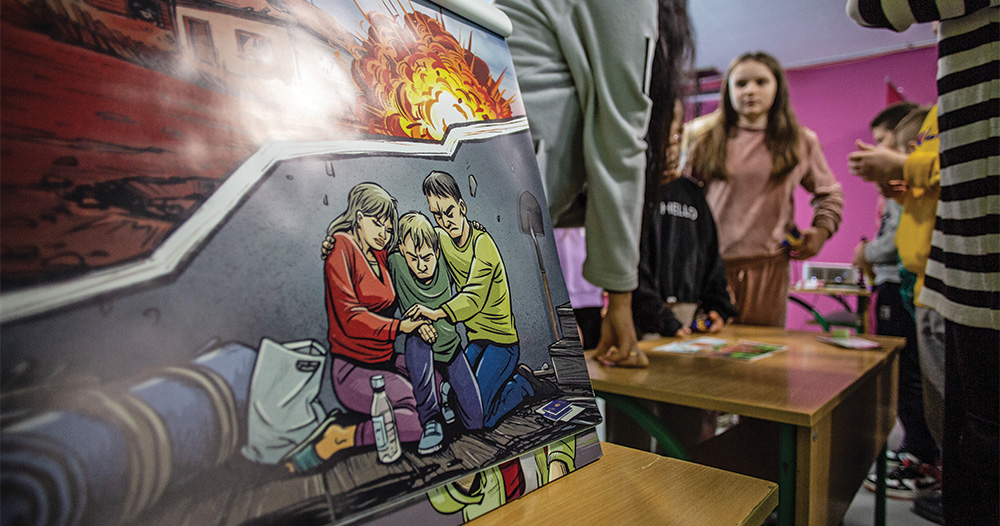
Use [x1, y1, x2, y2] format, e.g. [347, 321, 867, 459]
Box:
[465, 340, 533, 428]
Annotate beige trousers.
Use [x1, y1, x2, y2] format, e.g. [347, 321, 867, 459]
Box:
[723, 253, 790, 328]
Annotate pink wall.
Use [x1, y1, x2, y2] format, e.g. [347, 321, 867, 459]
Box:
[784, 46, 938, 329]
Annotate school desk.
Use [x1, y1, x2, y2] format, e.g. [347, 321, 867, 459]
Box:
[472, 442, 778, 526]
[586, 325, 904, 526]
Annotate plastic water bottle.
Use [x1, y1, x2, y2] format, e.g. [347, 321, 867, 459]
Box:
[370, 375, 400, 463]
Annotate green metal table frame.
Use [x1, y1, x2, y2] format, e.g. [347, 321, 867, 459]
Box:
[596, 390, 887, 526]
[596, 392, 690, 461]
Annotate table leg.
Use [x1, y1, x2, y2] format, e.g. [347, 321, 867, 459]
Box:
[858, 295, 871, 334]
[875, 443, 887, 526]
[595, 391, 689, 461]
[778, 423, 796, 526]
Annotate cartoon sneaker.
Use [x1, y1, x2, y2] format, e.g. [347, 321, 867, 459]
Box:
[417, 419, 444, 455]
[517, 364, 558, 399]
[283, 419, 354, 474]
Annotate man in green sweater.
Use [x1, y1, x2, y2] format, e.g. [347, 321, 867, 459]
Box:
[407, 171, 548, 428]
[389, 212, 483, 454]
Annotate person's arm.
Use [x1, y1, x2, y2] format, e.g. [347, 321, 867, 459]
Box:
[551, 1, 656, 366]
[847, 0, 999, 30]
[698, 227, 738, 326]
[879, 180, 909, 201]
[325, 246, 400, 347]
[847, 143, 939, 189]
[439, 234, 497, 323]
[847, 140, 907, 182]
[595, 290, 646, 367]
[632, 219, 685, 338]
[903, 150, 940, 190]
[571, 0, 658, 293]
[632, 281, 683, 337]
[387, 253, 435, 338]
[863, 201, 902, 265]
[793, 130, 844, 260]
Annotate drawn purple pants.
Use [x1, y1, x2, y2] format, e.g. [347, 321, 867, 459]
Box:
[404, 336, 483, 431]
[332, 355, 421, 446]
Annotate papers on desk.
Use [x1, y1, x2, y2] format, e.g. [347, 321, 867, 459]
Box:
[816, 336, 881, 349]
[652, 337, 786, 361]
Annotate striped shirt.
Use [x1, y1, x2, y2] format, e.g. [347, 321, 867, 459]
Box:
[848, 1, 999, 330]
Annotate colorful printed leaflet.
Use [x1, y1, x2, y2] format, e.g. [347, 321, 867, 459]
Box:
[815, 336, 881, 349]
[652, 337, 786, 361]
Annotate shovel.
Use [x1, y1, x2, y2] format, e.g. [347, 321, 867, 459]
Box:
[519, 191, 560, 339]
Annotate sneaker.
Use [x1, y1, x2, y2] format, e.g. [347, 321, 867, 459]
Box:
[517, 364, 558, 399]
[885, 448, 903, 469]
[282, 414, 348, 474]
[912, 491, 944, 525]
[417, 419, 444, 455]
[863, 452, 940, 500]
[285, 444, 323, 473]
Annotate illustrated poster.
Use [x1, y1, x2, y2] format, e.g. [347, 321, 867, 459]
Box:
[0, 0, 603, 523]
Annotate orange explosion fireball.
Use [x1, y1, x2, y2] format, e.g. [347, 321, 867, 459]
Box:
[349, 4, 513, 141]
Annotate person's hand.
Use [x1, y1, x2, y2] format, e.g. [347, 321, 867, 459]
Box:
[404, 303, 445, 322]
[878, 180, 908, 200]
[418, 323, 438, 343]
[851, 241, 868, 268]
[400, 318, 428, 335]
[790, 226, 830, 260]
[674, 326, 692, 338]
[847, 140, 907, 183]
[852, 241, 874, 279]
[706, 311, 726, 333]
[593, 291, 647, 368]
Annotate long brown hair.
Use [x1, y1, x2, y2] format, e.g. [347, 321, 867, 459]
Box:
[689, 52, 800, 182]
[643, 0, 695, 220]
[320, 183, 398, 259]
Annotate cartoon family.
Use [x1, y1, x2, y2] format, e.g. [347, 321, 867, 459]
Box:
[286, 171, 555, 472]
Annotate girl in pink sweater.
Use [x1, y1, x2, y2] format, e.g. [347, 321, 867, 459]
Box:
[687, 52, 843, 327]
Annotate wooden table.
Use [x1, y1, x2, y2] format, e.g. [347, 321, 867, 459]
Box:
[472, 442, 778, 526]
[789, 286, 872, 333]
[587, 325, 903, 526]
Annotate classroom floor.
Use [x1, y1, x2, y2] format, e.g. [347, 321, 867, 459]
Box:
[841, 420, 940, 526]
[842, 485, 940, 526]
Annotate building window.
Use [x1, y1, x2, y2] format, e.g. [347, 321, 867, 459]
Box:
[235, 30, 273, 63]
[183, 17, 216, 65]
[128, 0, 164, 28]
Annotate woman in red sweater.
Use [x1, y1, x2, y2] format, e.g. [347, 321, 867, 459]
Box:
[687, 52, 843, 327]
[288, 183, 429, 471]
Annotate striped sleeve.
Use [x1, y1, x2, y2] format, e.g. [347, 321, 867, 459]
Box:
[919, 6, 1000, 329]
[846, 0, 999, 31]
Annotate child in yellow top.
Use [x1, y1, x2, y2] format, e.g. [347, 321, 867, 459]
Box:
[894, 105, 940, 312]
[894, 106, 946, 457]
[850, 105, 946, 495]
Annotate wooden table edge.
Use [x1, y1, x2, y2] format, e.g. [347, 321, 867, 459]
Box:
[468, 442, 779, 526]
[586, 333, 905, 428]
[788, 287, 872, 297]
